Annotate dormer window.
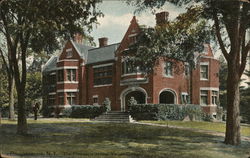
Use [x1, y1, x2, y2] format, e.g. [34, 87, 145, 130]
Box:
[66, 48, 73, 58]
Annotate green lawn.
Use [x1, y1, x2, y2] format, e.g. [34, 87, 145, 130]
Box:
[0, 119, 250, 158]
[141, 120, 250, 137]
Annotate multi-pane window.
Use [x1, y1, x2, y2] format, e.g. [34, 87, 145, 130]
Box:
[200, 90, 208, 105]
[122, 60, 144, 75]
[48, 95, 55, 106]
[212, 91, 218, 105]
[165, 62, 173, 77]
[67, 69, 76, 81]
[200, 65, 208, 80]
[58, 93, 64, 105]
[67, 92, 76, 105]
[94, 65, 112, 86]
[57, 70, 64, 82]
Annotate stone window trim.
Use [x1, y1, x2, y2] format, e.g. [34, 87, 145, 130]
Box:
[211, 90, 219, 105]
[66, 92, 77, 105]
[121, 57, 144, 76]
[200, 62, 209, 81]
[181, 92, 189, 104]
[184, 62, 190, 77]
[93, 65, 113, 86]
[93, 95, 98, 105]
[67, 69, 76, 81]
[163, 61, 173, 78]
[200, 90, 208, 106]
[66, 48, 73, 58]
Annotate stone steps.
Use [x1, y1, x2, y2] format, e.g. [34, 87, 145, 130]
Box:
[93, 111, 134, 123]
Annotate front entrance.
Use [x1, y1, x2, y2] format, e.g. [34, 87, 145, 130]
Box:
[159, 90, 176, 104]
[120, 87, 147, 111]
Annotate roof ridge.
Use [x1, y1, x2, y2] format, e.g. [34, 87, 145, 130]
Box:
[89, 42, 120, 51]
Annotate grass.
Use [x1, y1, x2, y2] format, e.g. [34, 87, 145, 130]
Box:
[141, 120, 250, 137]
[0, 119, 250, 158]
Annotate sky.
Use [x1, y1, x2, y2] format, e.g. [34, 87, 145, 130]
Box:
[90, 0, 186, 45]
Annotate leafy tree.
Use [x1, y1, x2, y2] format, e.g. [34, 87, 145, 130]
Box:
[127, 0, 250, 145]
[26, 72, 42, 115]
[0, 0, 103, 134]
[0, 61, 9, 117]
[0, 35, 15, 120]
[218, 55, 227, 109]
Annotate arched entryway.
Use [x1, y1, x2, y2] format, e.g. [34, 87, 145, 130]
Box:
[120, 87, 147, 111]
[159, 89, 176, 104]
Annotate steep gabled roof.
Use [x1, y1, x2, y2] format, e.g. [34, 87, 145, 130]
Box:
[71, 40, 94, 61]
[42, 56, 58, 72]
[87, 43, 120, 64]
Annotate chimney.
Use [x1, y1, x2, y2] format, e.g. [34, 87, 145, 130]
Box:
[73, 33, 83, 44]
[98, 37, 108, 47]
[155, 11, 169, 26]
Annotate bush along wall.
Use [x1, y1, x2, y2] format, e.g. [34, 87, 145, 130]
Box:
[129, 104, 209, 121]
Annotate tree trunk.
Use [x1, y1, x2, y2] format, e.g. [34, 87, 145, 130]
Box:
[16, 85, 28, 135]
[8, 76, 15, 120]
[224, 64, 241, 145]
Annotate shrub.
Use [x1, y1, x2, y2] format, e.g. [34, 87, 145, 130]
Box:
[70, 105, 105, 118]
[129, 104, 204, 121]
[102, 98, 111, 112]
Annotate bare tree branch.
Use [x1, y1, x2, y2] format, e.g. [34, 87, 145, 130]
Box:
[213, 11, 229, 60]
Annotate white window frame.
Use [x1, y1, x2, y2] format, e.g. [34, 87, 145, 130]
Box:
[93, 95, 98, 105]
[181, 92, 189, 104]
[200, 62, 209, 80]
[200, 90, 208, 106]
[163, 61, 173, 78]
[211, 90, 218, 105]
[67, 92, 77, 105]
[66, 48, 73, 58]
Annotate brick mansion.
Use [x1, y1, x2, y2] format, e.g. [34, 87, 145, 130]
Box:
[42, 12, 220, 115]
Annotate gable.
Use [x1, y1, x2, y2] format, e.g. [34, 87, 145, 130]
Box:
[58, 40, 94, 62]
[115, 16, 141, 56]
[58, 41, 81, 61]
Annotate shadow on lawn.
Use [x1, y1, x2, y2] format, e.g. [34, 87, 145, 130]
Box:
[0, 122, 250, 158]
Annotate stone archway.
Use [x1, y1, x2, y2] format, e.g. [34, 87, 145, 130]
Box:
[159, 89, 176, 104]
[120, 87, 147, 112]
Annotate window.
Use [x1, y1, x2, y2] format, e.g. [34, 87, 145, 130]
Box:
[57, 70, 64, 82]
[93, 96, 98, 105]
[122, 60, 144, 75]
[67, 92, 76, 105]
[165, 62, 173, 77]
[49, 73, 56, 84]
[66, 48, 73, 58]
[48, 95, 55, 106]
[200, 64, 208, 80]
[181, 93, 189, 104]
[67, 69, 76, 81]
[94, 65, 112, 86]
[129, 34, 138, 45]
[212, 91, 218, 105]
[58, 93, 64, 105]
[184, 63, 190, 76]
[200, 90, 208, 105]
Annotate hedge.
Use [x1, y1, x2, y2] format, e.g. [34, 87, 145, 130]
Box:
[68, 105, 106, 118]
[129, 104, 209, 121]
